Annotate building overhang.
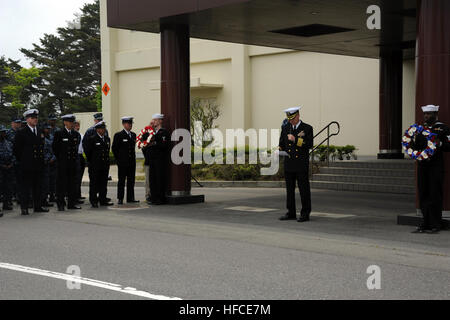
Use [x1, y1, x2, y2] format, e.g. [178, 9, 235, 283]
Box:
[107, 0, 417, 59]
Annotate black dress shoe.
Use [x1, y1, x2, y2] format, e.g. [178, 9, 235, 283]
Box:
[118, 199, 123, 205]
[91, 203, 99, 208]
[106, 197, 112, 202]
[76, 200, 84, 205]
[425, 228, 440, 234]
[0, 212, 3, 218]
[34, 207, 49, 213]
[42, 201, 54, 207]
[127, 200, 140, 204]
[411, 226, 427, 233]
[79, 197, 86, 200]
[21, 209, 29, 215]
[279, 214, 296, 221]
[100, 202, 114, 206]
[297, 216, 310, 222]
[68, 205, 82, 210]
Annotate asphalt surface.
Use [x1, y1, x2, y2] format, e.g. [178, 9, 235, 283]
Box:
[0, 187, 449, 300]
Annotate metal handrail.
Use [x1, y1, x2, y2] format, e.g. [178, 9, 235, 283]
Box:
[309, 121, 341, 172]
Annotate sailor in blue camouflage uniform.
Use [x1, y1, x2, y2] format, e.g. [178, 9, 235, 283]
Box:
[412, 105, 450, 234]
[47, 114, 59, 202]
[7, 116, 22, 203]
[0, 125, 15, 214]
[48, 114, 60, 137]
[41, 125, 56, 208]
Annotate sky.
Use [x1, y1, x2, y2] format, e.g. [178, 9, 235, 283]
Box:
[0, 0, 95, 67]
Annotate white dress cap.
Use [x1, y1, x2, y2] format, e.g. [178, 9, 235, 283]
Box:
[421, 105, 439, 112]
[283, 106, 301, 114]
[62, 114, 76, 121]
[152, 113, 165, 120]
[23, 109, 39, 117]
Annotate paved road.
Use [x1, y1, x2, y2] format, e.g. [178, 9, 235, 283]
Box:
[0, 187, 449, 300]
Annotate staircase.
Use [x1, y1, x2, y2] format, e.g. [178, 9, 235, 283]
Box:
[311, 160, 416, 194]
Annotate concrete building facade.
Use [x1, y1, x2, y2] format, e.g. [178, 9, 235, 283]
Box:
[99, 0, 416, 157]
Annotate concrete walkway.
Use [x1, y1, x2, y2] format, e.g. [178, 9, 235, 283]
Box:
[1, 186, 449, 299]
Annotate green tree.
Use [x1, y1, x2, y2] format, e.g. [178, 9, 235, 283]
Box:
[20, 0, 100, 115]
[0, 56, 21, 108]
[2, 66, 41, 112]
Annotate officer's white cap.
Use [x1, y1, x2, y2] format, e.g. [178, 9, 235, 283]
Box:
[23, 109, 39, 118]
[121, 116, 134, 122]
[62, 114, 76, 121]
[152, 113, 164, 120]
[284, 107, 301, 114]
[94, 121, 106, 128]
[421, 105, 439, 112]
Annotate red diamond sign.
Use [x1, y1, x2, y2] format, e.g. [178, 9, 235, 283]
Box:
[102, 83, 110, 96]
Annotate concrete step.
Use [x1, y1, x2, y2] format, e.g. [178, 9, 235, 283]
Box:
[310, 181, 415, 194]
[327, 160, 414, 170]
[312, 174, 415, 186]
[319, 166, 414, 177]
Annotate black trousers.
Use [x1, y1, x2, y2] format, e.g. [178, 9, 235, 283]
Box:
[149, 159, 167, 203]
[19, 170, 42, 210]
[75, 155, 85, 199]
[285, 169, 311, 217]
[49, 162, 57, 198]
[0, 167, 13, 205]
[417, 164, 444, 229]
[117, 163, 136, 201]
[12, 164, 19, 199]
[88, 166, 109, 204]
[41, 164, 50, 201]
[56, 163, 77, 207]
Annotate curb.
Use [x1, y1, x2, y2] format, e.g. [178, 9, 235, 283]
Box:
[82, 180, 286, 188]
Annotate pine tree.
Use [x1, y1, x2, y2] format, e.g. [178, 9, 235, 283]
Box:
[20, 0, 100, 115]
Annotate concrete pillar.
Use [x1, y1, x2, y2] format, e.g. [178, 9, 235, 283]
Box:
[231, 45, 252, 131]
[100, 0, 119, 135]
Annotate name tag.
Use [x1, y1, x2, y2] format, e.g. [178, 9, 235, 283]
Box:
[123, 139, 128, 142]
[63, 138, 68, 142]
[96, 143, 101, 146]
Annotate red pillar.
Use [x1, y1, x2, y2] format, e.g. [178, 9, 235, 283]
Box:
[160, 23, 204, 204]
[415, 0, 450, 211]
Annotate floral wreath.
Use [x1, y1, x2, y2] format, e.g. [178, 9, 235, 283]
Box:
[136, 126, 155, 149]
[402, 124, 437, 161]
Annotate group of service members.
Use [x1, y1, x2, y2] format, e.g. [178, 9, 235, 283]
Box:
[0, 110, 169, 217]
[1, 105, 449, 234]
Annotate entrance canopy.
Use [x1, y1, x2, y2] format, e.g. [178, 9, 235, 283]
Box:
[107, 0, 417, 59]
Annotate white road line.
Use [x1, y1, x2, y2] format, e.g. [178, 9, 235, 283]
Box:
[0, 262, 182, 300]
[225, 206, 278, 213]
